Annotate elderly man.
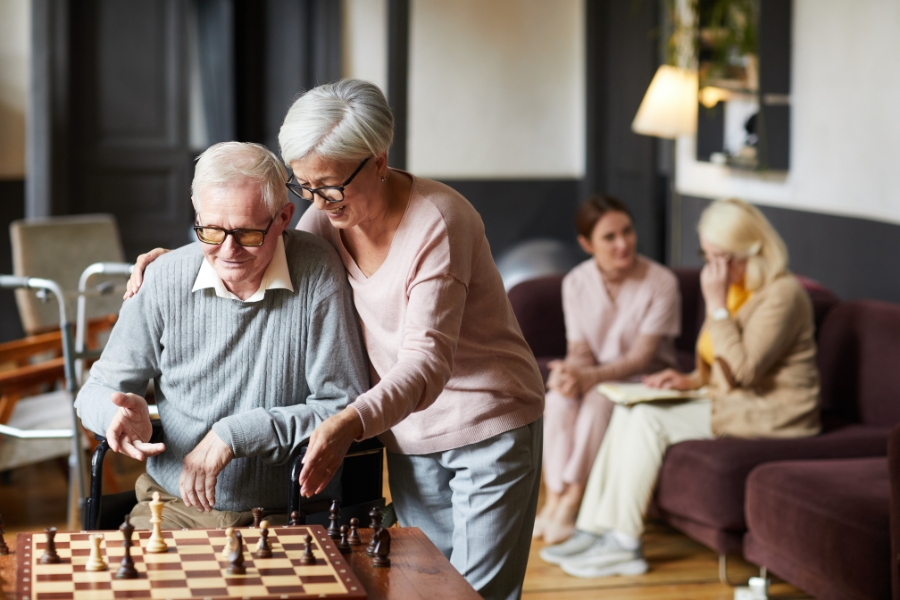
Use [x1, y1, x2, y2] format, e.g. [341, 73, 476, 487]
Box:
[75, 141, 368, 529]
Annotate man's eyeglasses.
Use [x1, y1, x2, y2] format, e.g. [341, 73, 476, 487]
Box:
[194, 216, 275, 247]
[286, 156, 371, 204]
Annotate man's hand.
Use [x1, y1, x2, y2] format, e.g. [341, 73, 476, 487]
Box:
[179, 430, 234, 512]
[123, 248, 170, 299]
[547, 360, 580, 399]
[106, 392, 166, 461]
[299, 407, 363, 498]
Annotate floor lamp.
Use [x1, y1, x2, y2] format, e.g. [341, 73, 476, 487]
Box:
[631, 65, 698, 267]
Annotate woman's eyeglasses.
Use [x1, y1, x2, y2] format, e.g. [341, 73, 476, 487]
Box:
[286, 156, 371, 204]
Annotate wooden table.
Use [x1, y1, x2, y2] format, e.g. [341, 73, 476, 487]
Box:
[0, 527, 480, 600]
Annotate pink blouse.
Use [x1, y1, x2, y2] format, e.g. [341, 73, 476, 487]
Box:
[298, 172, 545, 454]
[562, 256, 680, 374]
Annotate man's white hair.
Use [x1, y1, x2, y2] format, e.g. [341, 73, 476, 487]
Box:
[279, 79, 394, 164]
[192, 142, 289, 216]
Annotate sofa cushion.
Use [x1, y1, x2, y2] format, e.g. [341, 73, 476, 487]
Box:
[656, 424, 890, 532]
[818, 300, 900, 427]
[507, 275, 566, 361]
[743, 457, 890, 600]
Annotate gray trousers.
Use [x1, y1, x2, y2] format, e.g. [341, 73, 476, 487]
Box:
[387, 418, 542, 600]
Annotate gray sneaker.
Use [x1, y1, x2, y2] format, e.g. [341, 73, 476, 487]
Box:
[561, 533, 639, 569]
[539, 530, 603, 565]
[561, 555, 648, 578]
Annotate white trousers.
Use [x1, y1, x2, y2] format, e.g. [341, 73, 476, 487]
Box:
[575, 400, 712, 539]
[387, 419, 542, 600]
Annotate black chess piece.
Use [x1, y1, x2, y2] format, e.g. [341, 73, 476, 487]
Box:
[347, 517, 362, 546]
[0, 514, 9, 556]
[251, 507, 264, 528]
[256, 524, 272, 559]
[327, 499, 341, 540]
[227, 531, 247, 575]
[290, 511, 302, 526]
[338, 525, 351, 554]
[371, 528, 391, 568]
[366, 507, 383, 557]
[299, 533, 316, 565]
[40, 527, 60, 564]
[115, 517, 138, 579]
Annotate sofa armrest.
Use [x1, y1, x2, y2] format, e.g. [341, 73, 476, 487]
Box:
[889, 423, 900, 600]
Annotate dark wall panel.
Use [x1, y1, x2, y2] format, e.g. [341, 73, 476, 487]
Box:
[679, 195, 900, 304]
[0, 181, 26, 342]
[438, 179, 581, 258]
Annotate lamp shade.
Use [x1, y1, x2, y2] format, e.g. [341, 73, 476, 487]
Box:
[631, 65, 698, 139]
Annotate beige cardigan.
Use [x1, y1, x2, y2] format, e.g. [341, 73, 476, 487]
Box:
[692, 274, 821, 439]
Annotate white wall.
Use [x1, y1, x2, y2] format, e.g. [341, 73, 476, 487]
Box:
[676, 0, 900, 225]
[0, 0, 29, 179]
[342, 0, 388, 95]
[407, 0, 584, 179]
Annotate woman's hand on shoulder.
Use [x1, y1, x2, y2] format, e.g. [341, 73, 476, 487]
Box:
[124, 248, 171, 299]
[643, 368, 695, 391]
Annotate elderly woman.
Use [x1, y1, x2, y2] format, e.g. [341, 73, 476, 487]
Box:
[537, 195, 680, 544]
[126, 79, 544, 600]
[540, 198, 820, 578]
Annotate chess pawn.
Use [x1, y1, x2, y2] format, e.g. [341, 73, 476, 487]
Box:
[256, 520, 273, 559]
[338, 525, 351, 554]
[347, 518, 362, 546]
[290, 511, 302, 526]
[221, 527, 235, 560]
[299, 533, 316, 565]
[371, 528, 391, 568]
[145, 491, 168, 553]
[84, 534, 108, 572]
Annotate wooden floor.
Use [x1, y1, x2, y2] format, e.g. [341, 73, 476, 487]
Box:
[0, 458, 812, 599]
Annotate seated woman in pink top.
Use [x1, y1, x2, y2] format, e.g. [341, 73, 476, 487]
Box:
[536, 195, 680, 543]
[125, 79, 545, 600]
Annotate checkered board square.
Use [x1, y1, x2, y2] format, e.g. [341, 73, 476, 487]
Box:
[15, 525, 366, 600]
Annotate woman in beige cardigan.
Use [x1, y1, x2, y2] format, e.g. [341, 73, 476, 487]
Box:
[540, 198, 821, 578]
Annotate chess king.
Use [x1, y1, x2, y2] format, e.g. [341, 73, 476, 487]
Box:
[75, 141, 369, 529]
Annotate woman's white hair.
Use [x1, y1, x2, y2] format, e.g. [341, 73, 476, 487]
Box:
[192, 142, 289, 216]
[279, 79, 394, 164]
[698, 198, 789, 291]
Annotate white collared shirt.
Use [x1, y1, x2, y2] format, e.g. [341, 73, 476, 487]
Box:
[191, 235, 294, 302]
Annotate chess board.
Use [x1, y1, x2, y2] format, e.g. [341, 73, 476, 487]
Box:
[14, 525, 367, 600]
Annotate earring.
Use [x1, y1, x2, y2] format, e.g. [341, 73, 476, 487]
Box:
[381, 176, 386, 183]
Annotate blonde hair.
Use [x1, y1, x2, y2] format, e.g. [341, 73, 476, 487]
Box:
[279, 79, 394, 164]
[697, 198, 788, 291]
[192, 142, 289, 217]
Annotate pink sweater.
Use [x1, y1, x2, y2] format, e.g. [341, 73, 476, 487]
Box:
[298, 173, 545, 454]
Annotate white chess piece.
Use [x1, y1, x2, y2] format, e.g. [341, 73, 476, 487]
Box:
[221, 527, 235, 559]
[145, 491, 169, 553]
[84, 534, 108, 571]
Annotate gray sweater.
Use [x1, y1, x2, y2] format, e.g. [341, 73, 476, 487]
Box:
[75, 230, 368, 511]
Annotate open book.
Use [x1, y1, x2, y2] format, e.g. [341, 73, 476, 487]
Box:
[598, 382, 707, 406]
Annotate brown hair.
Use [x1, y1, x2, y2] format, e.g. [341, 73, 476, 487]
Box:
[575, 195, 632, 239]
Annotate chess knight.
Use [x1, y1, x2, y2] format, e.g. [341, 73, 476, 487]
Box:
[75, 142, 369, 529]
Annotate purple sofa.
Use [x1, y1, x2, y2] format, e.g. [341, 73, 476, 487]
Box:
[740, 301, 900, 599]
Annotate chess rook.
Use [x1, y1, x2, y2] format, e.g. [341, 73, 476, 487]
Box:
[252, 507, 264, 528]
[40, 527, 61, 564]
[85, 534, 108, 572]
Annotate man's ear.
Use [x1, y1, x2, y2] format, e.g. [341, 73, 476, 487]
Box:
[577, 235, 593, 256]
[278, 202, 296, 230]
